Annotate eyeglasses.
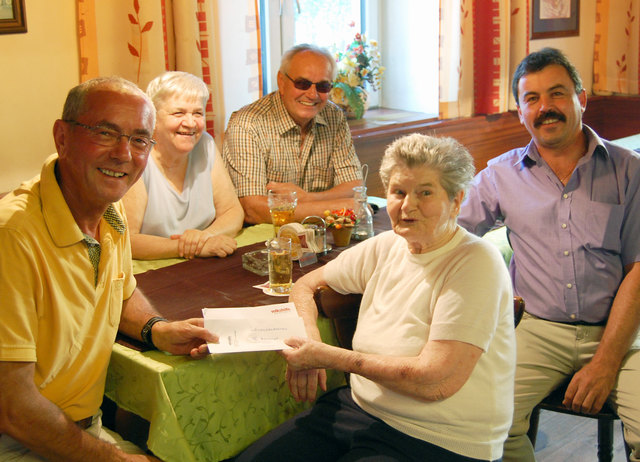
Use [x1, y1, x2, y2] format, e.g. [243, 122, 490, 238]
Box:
[64, 120, 156, 153]
[284, 73, 333, 94]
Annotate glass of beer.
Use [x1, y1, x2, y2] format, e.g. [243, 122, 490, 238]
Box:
[268, 191, 298, 235]
[266, 237, 293, 294]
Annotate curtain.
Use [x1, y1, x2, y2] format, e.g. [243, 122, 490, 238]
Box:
[439, 0, 529, 119]
[76, 0, 262, 144]
[593, 0, 640, 95]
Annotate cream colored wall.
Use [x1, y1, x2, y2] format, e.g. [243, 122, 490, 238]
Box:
[529, 1, 596, 94]
[0, 1, 79, 192]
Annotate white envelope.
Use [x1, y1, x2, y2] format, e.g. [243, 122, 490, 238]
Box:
[202, 302, 307, 353]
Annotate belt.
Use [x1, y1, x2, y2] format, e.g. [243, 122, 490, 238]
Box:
[75, 416, 94, 429]
[566, 320, 607, 326]
[526, 312, 607, 326]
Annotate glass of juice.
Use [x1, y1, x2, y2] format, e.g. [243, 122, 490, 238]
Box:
[268, 191, 298, 234]
[266, 237, 293, 294]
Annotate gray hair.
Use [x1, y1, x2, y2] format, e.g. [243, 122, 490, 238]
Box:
[379, 134, 476, 200]
[61, 76, 155, 126]
[512, 47, 583, 104]
[279, 43, 337, 80]
[146, 71, 210, 110]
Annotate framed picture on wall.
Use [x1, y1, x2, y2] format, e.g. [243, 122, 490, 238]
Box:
[0, 0, 27, 35]
[531, 0, 579, 39]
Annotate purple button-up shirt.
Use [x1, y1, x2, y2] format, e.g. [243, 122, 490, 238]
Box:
[459, 126, 640, 323]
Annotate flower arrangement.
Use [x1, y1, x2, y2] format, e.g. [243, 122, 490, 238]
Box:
[330, 33, 385, 119]
[323, 208, 356, 229]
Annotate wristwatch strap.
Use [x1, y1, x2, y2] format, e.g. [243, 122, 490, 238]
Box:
[141, 316, 168, 348]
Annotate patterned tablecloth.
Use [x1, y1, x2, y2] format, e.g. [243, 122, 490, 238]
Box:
[105, 322, 344, 462]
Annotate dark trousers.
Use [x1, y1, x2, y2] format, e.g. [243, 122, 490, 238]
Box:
[231, 387, 500, 462]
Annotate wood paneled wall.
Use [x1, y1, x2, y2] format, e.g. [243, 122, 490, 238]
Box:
[353, 95, 640, 198]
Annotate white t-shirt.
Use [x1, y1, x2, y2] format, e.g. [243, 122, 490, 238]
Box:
[324, 227, 515, 460]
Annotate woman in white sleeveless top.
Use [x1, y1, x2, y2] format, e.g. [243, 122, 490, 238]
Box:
[124, 72, 244, 259]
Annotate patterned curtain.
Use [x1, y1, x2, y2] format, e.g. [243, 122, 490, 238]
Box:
[76, 0, 262, 144]
[439, 0, 529, 118]
[593, 0, 640, 95]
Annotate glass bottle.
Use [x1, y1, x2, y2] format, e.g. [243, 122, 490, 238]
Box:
[352, 186, 374, 240]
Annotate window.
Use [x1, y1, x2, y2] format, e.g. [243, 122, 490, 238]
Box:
[259, 0, 439, 117]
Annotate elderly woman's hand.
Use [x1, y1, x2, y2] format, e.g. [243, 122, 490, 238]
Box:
[171, 229, 210, 259]
[198, 234, 237, 258]
[171, 230, 236, 259]
[280, 337, 328, 402]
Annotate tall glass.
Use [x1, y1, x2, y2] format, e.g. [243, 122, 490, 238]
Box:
[268, 191, 298, 235]
[266, 237, 293, 294]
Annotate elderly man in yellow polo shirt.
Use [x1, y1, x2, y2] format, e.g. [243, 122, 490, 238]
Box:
[0, 77, 218, 461]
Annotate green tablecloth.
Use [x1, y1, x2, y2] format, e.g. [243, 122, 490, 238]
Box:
[105, 319, 344, 462]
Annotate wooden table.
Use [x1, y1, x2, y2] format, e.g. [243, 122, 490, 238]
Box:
[117, 210, 391, 349]
[106, 210, 391, 462]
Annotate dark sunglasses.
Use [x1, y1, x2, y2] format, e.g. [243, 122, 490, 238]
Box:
[284, 73, 333, 93]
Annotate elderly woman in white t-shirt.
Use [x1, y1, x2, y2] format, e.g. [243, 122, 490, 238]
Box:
[232, 134, 515, 462]
[124, 71, 243, 260]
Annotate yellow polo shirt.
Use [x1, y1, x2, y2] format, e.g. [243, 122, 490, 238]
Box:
[0, 154, 136, 421]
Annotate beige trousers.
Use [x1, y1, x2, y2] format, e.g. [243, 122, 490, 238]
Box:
[0, 411, 145, 461]
[503, 313, 640, 462]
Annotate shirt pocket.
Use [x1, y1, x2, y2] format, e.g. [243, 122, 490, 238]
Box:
[308, 160, 334, 192]
[573, 200, 624, 253]
[108, 275, 124, 327]
[267, 167, 292, 184]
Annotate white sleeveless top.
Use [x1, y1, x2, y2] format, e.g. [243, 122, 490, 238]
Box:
[140, 133, 216, 237]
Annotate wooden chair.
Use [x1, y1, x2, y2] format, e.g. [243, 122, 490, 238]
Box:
[313, 286, 362, 350]
[527, 380, 631, 462]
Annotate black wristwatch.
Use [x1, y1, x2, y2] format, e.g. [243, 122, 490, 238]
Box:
[141, 316, 168, 348]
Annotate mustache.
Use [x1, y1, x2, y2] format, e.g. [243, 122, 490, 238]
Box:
[534, 110, 566, 128]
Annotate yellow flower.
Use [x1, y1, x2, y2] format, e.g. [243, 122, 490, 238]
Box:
[335, 74, 349, 84]
[330, 87, 347, 105]
[347, 72, 361, 87]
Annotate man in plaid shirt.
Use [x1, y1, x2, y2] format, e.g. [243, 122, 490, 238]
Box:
[223, 44, 363, 224]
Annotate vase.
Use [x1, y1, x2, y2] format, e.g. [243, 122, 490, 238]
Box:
[330, 226, 353, 247]
[331, 88, 369, 119]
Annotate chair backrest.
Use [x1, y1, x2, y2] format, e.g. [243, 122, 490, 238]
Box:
[514, 296, 525, 327]
[314, 285, 525, 349]
[314, 286, 361, 350]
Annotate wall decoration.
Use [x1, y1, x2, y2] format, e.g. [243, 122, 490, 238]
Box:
[0, 0, 26, 35]
[531, 0, 579, 39]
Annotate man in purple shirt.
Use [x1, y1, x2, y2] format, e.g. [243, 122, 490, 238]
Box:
[459, 48, 640, 461]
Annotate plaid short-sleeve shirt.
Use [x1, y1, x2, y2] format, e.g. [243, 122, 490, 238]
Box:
[222, 91, 362, 197]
